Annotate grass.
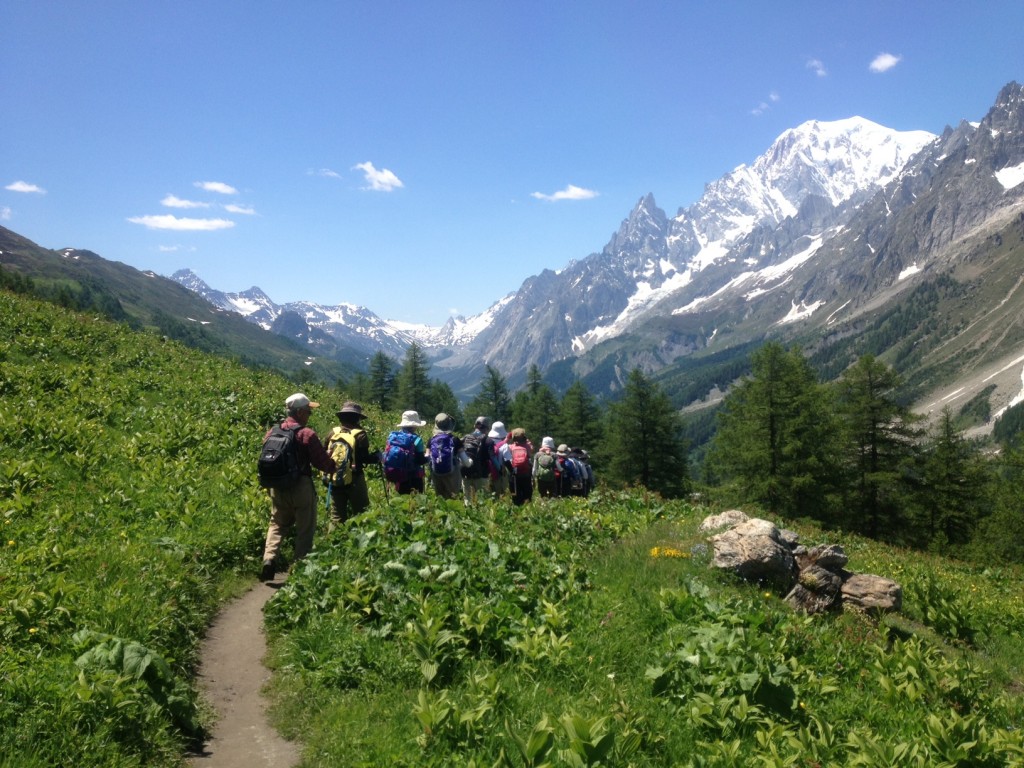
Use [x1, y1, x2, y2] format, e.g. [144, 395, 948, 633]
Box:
[3, 285, 1024, 766]
[262, 494, 1024, 766]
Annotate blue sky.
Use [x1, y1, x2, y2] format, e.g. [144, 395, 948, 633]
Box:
[3, 1, 1022, 324]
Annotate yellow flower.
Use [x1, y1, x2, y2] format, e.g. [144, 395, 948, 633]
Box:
[28, 627, 38, 634]
[6, 540, 13, 547]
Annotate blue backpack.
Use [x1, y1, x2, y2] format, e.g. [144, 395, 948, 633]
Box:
[429, 432, 455, 475]
[384, 430, 418, 483]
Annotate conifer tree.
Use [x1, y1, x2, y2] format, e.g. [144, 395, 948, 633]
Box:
[395, 342, 432, 415]
[710, 342, 840, 520]
[912, 407, 989, 552]
[605, 368, 688, 497]
[511, 365, 560, 440]
[367, 351, 396, 411]
[836, 354, 921, 541]
[557, 380, 603, 451]
[466, 365, 512, 424]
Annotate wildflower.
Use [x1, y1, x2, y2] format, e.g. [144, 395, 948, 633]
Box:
[28, 627, 37, 634]
[7, 540, 13, 547]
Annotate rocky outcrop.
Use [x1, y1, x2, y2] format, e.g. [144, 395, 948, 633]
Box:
[704, 513, 902, 616]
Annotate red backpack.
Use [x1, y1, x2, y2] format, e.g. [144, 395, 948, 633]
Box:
[509, 443, 531, 475]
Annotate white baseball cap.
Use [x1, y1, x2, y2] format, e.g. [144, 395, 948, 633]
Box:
[285, 392, 319, 410]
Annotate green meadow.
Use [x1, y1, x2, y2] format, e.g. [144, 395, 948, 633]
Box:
[2, 289, 1023, 766]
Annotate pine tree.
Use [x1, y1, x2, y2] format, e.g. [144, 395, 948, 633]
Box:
[913, 408, 989, 552]
[395, 342, 432, 415]
[511, 365, 560, 440]
[605, 368, 688, 497]
[836, 354, 922, 541]
[710, 342, 840, 520]
[367, 351, 396, 411]
[466, 365, 512, 425]
[557, 380, 603, 451]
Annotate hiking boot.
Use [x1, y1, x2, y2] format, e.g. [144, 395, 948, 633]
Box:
[260, 560, 275, 582]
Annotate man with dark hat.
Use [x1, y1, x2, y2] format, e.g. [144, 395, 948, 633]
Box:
[326, 400, 377, 530]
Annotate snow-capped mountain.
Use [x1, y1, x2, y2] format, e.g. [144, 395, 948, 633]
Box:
[437, 116, 935, 385]
[171, 269, 423, 360]
[171, 81, 1024, 412]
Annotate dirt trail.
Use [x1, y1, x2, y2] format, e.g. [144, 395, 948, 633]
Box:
[188, 576, 300, 768]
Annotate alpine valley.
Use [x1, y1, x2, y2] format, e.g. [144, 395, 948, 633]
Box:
[5, 82, 1024, 435]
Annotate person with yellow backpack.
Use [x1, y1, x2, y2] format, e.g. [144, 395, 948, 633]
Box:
[324, 401, 377, 530]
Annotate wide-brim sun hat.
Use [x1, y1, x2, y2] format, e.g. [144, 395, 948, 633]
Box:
[557, 443, 569, 455]
[488, 421, 507, 440]
[435, 412, 454, 432]
[397, 410, 427, 428]
[337, 401, 366, 419]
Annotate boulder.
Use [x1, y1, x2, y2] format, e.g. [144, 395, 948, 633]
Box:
[840, 573, 903, 614]
[701, 511, 901, 617]
[784, 564, 843, 614]
[699, 509, 749, 533]
[710, 519, 797, 590]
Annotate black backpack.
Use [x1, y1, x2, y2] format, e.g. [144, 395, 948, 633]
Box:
[257, 424, 301, 489]
[462, 433, 487, 478]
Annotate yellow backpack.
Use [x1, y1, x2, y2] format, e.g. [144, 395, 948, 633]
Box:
[325, 427, 360, 486]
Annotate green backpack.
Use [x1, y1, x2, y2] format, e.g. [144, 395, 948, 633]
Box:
[535, 450, 556, 482]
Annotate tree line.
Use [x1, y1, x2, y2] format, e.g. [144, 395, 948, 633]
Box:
[343, 343, 689, 499]
[706, 342, 1024, 564]
[330, 339, 1024, 565]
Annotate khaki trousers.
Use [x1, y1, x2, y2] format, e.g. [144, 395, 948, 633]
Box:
[263, 476, 317, 564]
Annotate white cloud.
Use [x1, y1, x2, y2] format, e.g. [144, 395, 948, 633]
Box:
[224, 203, 256, 215]
[530, 184, 599, 202]
[194, 181, 238, 195]
[0, 206, 11, 220]
[807, 58, 827, 77]
[5, 180, 45, 194]
[161, 194, 210, 209]
[127, 214, 236, 231]
[158, 245, 180, 252]
[869, 53, 902, 73]
[353, 162, 404, 192]
[751, 92, 780, 117]
[311, 168, 342, 179]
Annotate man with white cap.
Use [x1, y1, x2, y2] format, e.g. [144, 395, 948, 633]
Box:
[260, 393, 335, 582]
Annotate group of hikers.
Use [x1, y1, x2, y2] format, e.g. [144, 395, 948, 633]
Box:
[257, 393, 595, 581]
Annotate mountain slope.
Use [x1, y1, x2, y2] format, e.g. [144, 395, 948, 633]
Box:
[436, 116, 936, 389]
[576, 81, 1024, 429]
[0, 228, 361, 381]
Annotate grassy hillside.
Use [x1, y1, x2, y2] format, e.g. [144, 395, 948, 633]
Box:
[0, 288, 353, 766]
[0, 225, 360, 384]
[2, 287, 1023, 766]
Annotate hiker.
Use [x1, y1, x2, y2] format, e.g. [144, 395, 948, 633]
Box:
[488, 421, 509, 497]
[326, 401, 377, 530]
[532, 436, 558, 498]
[504, 427, 534, 506]
[567, 447, 589, 497]
[428, 412, 471, 500]
[260, 393, 336, 582]
[555, 443, 582, 498]
[577, 449, 595, 496]
[461, 416, 493, 505]
[384, 410, 429, 494]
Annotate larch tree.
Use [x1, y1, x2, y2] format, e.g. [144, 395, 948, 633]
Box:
[710, 342, 840, 520]
[835, 354, 921, 541]
[605, 368, 688, 497]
